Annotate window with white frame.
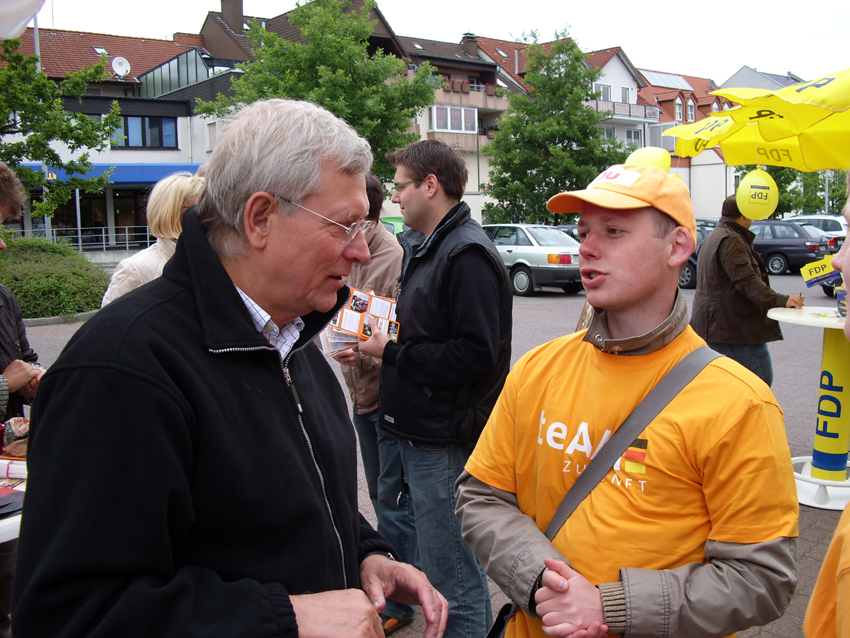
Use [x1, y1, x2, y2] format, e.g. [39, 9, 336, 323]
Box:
[675, 97, 683, 121]
[207, 122, 218, 151]
[429, 106, 477, 133]
[687, 99, 695, 122]
[626, 129, 642, 146]
[600, 126, 615, 140]
[594, 83, 612, 102]
[621, 87, 629, 103]
[711, 101, 719, 112]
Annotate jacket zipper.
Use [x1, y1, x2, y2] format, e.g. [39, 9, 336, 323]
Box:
[282, 351, 348, 590]
[211, 342, 348, 589]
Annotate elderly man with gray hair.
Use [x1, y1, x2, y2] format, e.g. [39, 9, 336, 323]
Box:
[12, 99, 447, 638]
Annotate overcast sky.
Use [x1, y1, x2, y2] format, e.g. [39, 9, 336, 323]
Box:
[31, 0, 847, 86]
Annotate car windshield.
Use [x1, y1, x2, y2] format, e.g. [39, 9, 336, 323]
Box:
[527, 226, 579, 247]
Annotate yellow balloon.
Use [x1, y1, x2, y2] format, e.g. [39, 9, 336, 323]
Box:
[625, 147, 671, 173]
[736, 169, 779, 220]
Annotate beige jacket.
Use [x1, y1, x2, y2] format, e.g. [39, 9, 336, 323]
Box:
[101, 238, 176, 307]
[341, 225, 402, 415]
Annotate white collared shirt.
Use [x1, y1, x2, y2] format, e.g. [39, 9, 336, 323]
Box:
[236, 287, 304, 359]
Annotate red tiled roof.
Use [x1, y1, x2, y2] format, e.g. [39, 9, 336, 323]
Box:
[585, 47, 620, 70]
[10, 27, 203, 83]
[636, 68, 732, 124]
[202, 13, 257, 61]
[637, 86, 676, 123]
[650, 89, 682, 103]
[476, 36, 563, 91]
[476, 36, 529, 88]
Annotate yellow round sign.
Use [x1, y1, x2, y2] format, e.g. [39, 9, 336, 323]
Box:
[736, 169, 779, 220]
[625, 147, 671, 173]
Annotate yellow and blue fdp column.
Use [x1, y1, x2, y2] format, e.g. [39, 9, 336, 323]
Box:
[812, 328, 850, 480]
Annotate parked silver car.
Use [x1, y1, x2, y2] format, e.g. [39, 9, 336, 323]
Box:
[483, 224, 581, 296]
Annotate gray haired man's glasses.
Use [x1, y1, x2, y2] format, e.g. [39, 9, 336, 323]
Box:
[278, 197, 374, 244]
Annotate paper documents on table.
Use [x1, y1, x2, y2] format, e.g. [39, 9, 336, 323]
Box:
[319, 287, 400, 357]
[0, 460, 26, 480]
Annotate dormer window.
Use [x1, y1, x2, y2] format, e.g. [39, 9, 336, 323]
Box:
[92, 46, 107, 55]
[687, 99, 695, 122]
[675, 97, 683, 121]
[496, 48, 508, 58]
[711, 102, 719, 112]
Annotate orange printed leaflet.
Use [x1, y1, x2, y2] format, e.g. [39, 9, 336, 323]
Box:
[319, 287, 400, 357]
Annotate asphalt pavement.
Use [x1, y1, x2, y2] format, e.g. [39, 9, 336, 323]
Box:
[24, 272, 842, 638]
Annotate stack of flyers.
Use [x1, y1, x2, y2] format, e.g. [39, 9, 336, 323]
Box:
[319, 287, 401, 357]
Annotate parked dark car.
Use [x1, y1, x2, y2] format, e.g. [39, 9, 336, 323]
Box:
[555, 223, 579, 241]
[799, 223, 840, 254]
[751, 220, 829, 275]
[679, 226, 709, 289]
[483, 224, 581, 296]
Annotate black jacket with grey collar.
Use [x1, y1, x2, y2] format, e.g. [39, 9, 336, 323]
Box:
[13, 208, 392, 638]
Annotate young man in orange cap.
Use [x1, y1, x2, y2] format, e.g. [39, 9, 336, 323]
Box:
[456, 165, 799, 637]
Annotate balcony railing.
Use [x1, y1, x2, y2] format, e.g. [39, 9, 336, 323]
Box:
[584, 100, 660, 121]
[12, 225, 155, 251]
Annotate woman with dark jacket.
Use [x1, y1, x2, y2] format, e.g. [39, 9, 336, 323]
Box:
[690, 196, 804, 386]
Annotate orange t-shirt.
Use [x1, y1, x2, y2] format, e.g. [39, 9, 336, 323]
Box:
[466, 328, 799, 638]
[805, 503, 850, 638]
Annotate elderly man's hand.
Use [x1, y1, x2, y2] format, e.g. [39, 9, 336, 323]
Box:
[290, 589, 384, 638]
[356, 331, 390, 360]
[18, 366, 44, 399]
[360, 554, 448, 638]
[2, 360, 39, 394]
[535, 558, 607, 638]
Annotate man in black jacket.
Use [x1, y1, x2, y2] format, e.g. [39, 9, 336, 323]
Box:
[12, 100, 447, 638]
[359, 140, 512, 638]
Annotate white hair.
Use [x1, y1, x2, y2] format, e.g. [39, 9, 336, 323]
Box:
[197, 99, 373, 258]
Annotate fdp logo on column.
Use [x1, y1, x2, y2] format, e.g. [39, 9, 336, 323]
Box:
[813, 340, 850, 481]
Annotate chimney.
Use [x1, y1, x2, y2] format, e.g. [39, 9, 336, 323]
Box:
[174, 33, 204, 48]
[222, 0, 244, 34]
[462, 33, 478, 57]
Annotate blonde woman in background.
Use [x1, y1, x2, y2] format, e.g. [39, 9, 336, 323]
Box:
[101, 172, 204, 306]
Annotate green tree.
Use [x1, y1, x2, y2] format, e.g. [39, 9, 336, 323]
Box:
[794, 171, 825, 213]
[196, 0, 435, 182]
[481, 31, 628, 225]
[826, 170, 847, 214]
[0, 39, 121, 216]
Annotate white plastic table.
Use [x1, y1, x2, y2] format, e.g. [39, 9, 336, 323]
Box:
[768, 306, 850, 510]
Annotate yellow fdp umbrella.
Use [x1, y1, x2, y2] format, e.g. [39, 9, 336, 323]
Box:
[713, 68, 850, 143]
[664, 67, 850, 171]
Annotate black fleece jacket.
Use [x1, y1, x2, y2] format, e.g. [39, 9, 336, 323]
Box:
[12, 209, 392, 638]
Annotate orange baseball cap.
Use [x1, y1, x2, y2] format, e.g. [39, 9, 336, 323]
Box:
[547, 165, 696, 244]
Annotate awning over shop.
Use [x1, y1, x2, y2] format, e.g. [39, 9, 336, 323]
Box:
[21, 163, 204, 186]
